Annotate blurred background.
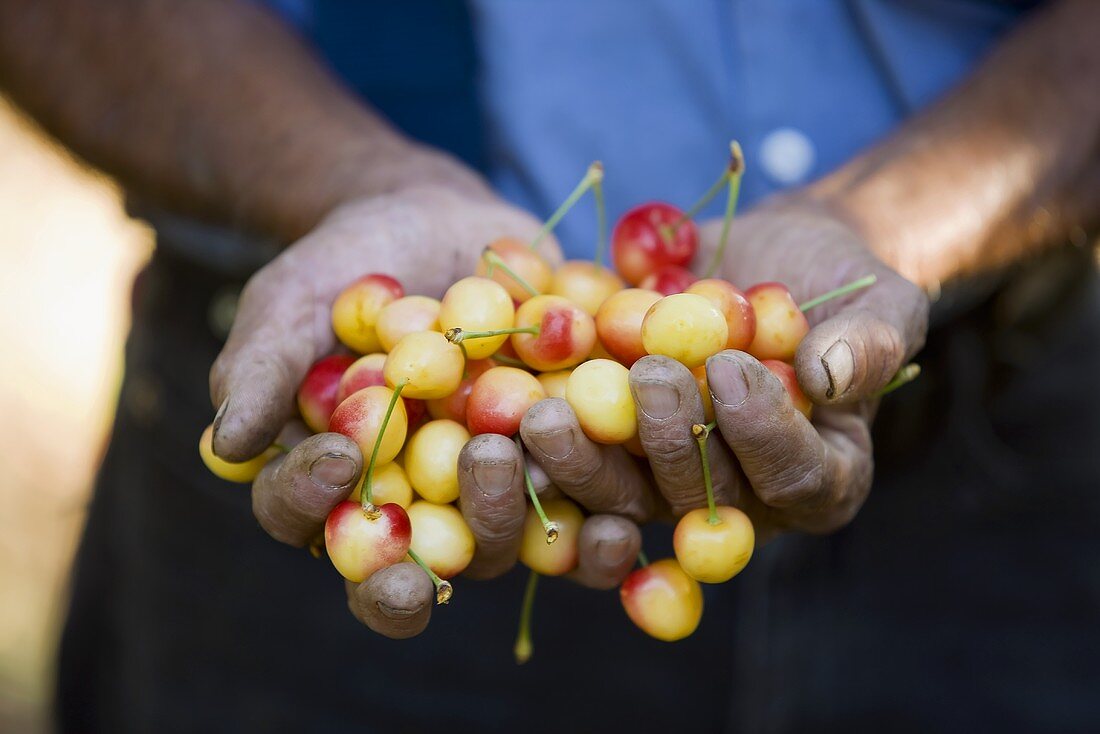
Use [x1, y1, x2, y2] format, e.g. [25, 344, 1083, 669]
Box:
[0, 96, 152, 733]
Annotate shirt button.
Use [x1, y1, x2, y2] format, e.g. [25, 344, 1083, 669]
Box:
[759, 128, 816, 186]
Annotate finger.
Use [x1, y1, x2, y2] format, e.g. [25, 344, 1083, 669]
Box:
[567, 515, 643, 590]
[457, 434, 526, 580]
[520, 398, 656, 522]
[629, 356, 737, 516]
[795, 271, 929, 404]
[209, 266, 330, 462]
[523, 451, 562, 501]
[345, 562, 433, 639]
[251, 432, 361, 547]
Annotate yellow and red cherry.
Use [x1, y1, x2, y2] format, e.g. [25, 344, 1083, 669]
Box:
[536, 369, 572, 399]
[518, 497, 585, 576]
[691, 365, 715, 423]
[426, 358, 493, 424]
[674, 506, 754, 584]
[611, 202, 698, 286]
[403, 419, 470, 503]
[641, 293, 728, 368]
[639, 264, 697, 296]
[511, 294, 596, 371]
[324, 500, 411, 583]
[383, 330, 465, 400]
[336, 353, 386, 403]
[376, 295, 441, 353]
[685, 278, 756, 351]
[548, 260, 624, 316]
[620, 558, 703, 641]
[350, 461, 413, 509]
[466, 366, 546, 436]
[296, 354, 356, 433]
[406, 501, 476, 580]
[475, 237, 553, 303]
[594, 287, 661, 367]
[198, 424, 278, 483]
[565, 359, 637, 444]
[439, 276, 515, 359]
[762, 359, 812, 418]
[329, 385, 408, 466]
[744, 282, 808, 361]
[331, 273, 404, 354]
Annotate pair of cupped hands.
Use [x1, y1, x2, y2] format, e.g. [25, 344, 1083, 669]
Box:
[209, 168, 928, 639]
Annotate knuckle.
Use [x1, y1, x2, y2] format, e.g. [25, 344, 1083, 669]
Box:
[757, 461, 826, 508]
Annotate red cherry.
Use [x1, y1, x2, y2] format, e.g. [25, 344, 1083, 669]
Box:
[611, 202, 698, 285]
[761, 360, 812, 418]
[297, 354, 357, 433]
[639, 265, 697, 296]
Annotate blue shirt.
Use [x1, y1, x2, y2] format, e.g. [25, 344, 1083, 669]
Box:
[269, 0, 1038, 259]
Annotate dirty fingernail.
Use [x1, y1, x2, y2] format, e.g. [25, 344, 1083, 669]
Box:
[633, 381, 680, 419]
[708, 357, 750, 407]
[533, 427, 574, 459]
[472, 461, 516, 496]
[309, 453, 357, 489]
[822, 340, 854, 399]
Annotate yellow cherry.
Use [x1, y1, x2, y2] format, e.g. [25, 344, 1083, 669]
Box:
[330, 274, 404, 353]
[518, 498, 584, 576]
[403, 419, 470, 504]
[536, 369, 572, 399]
[673, 506, 754, 583]
[439, 276, 515, 359]
[565, 359, 637, 444]
[475, 237, 554, 303]
[641, 293, 728, 368]
[383, 331, 465, 400]
[329, 385, 408, 466]
[406, 501, 476, 579]
[376, 295, 442, 352]
[350, 461, 413, 509]
[620, 558, 704, 641]
[549, 260, 625, 316]
[198, 424, 277, 483]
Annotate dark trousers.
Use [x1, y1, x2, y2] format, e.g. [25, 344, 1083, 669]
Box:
[57, 246, 1100, 733]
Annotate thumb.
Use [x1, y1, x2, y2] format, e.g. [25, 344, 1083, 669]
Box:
[209, 264, 332, 461]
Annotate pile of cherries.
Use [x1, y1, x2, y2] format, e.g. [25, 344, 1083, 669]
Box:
[200, 144, 883, 651]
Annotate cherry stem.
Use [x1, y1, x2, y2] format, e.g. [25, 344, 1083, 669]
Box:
[799, 274, 877, 312]
[482, 249, 540, 298]
[514, 569, 539, 664]
[491, 353, 530, 369]
[518, 437, 559, 544]
[662, 141, 744, 243]
[875, 363, 921, 397]
[530, 161, 604, 251]
[702, 142, 745, 278]
[408, 548, 453, 605]
[637, 550, 650, 568]
[592, 175, 607, 267]
[361, 379, 407, 511]
[445, 326, 539, 344]
[692, 423, 720, 525]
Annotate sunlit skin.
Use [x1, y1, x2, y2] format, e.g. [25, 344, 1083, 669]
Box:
[611, 202, 698, 286]
[335, 352, 386, 403]
[536, 369, 572, 399]
[474, 236, 554, 303]
[198, 424, 277, 483]
[685, 279, 757, 351]
[565, 359, 637, 444]
[426, 358, 493, 424]
[691, 365, 716, 423]
[329, 385, 408, 466]
[595, 288, 661, 367]
[403, 419, 471, 503]
[438, 276, 515, 360]
[548, 260, 625, 316]
[296, 354, 356, 433]
[406, 501, 476, 579]
[762, 359, 813, 418]
[620, 558, 704, 642]
[350, 461, 414, 509]
[324, 500, 411, 583]
[466, 366, 546, 437]
[511, 294, 596, 371]
[383, 330, 465, 400]
[641, 293, 729, 368]
[331, 273, 404, 353]
[518, 498, 585, 576]
[673, 506, 755, 584]
[638, 264, 697, 296]
[376, 295, 442, 352]
[744, 282, 809, 361]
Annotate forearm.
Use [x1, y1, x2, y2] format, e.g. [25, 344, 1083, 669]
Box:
[811, 0, 1100, 290]
[0, 0, 483, 242]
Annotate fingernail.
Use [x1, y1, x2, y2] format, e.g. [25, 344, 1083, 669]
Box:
[472, 461, 516, 496]
[533, 427, 574, 459]
[822, 340, 854, 399]
[211, 397, 230, 453]
[708, 358, 750, 407]
[595, 538, 630, 567]
[309, 453, 357, 489]
[633, 381, 680, 420]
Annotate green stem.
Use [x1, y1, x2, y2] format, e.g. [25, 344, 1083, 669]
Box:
[361, 379, 407, 509]
[875, 363, 921, 397]
[491, 352, 531, 369]
[531, 161, 604, 251]
[592, 175, 607, 267]
[483, 249, 540, 297]
[637, 550, 650, 568]
[514, 569, 539, 664]
[445, 326, 539, 344]
[662, 141, 744, 243]
[692, 423, 720, 525]
[799, 274, 877, 312]
[702, 142, 745, 278]
[519, 437, 559, 543]
[408, 548, 453, 605]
